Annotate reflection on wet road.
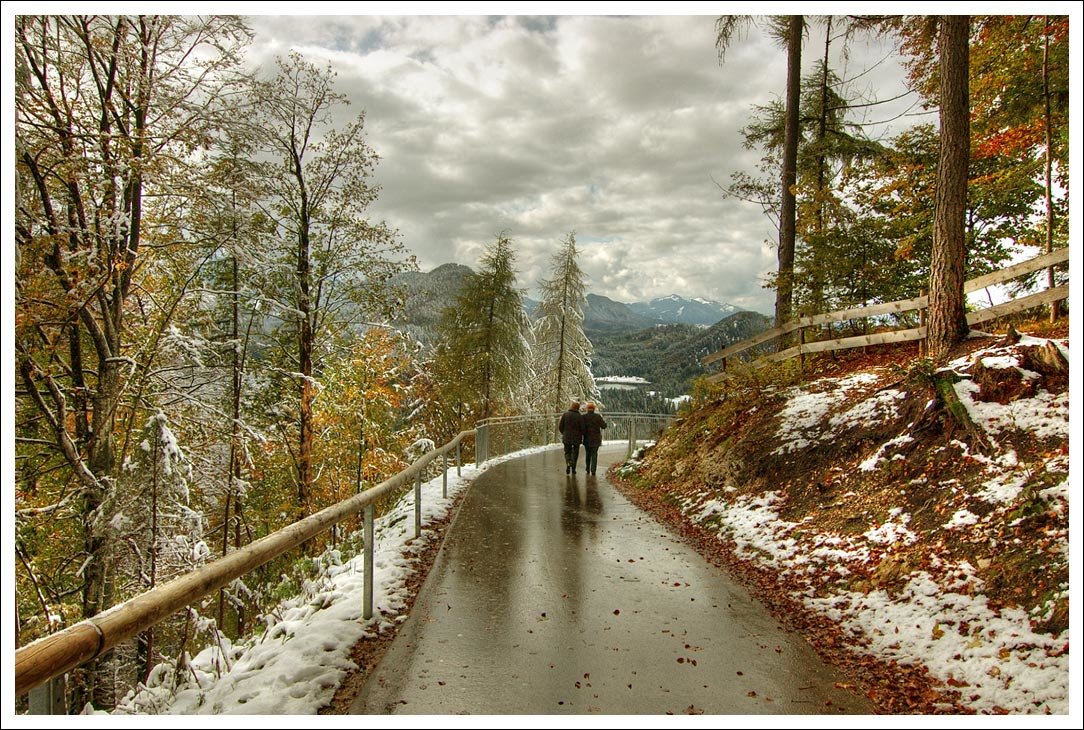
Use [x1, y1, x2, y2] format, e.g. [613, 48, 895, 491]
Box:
[350, 445, 872, 715]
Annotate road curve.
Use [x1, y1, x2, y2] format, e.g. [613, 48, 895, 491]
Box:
[350, 444, 873, 715]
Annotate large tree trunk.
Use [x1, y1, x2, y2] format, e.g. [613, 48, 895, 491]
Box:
[299, 228, 313, 520]
[776, 14, 803, 338]
[1043, 16, 1057, 322]
[927, 15, 970, 361]
[84, 357, 123, 710]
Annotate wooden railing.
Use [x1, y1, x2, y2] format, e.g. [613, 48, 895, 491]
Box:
[15, 429, 475, 700]
[703, 248, 1069, 381]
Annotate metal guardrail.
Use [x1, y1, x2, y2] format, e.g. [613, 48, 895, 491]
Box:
[16, 410, 676, 709]
[475, 411, 675, 464]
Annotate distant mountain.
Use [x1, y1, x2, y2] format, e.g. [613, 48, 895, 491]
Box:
[677, 310, 775, 370]
[390, 265, 762, 376]
[391, 263, 473, 345]
[582, 293, 656, 334]
[628, 294, 742, 327]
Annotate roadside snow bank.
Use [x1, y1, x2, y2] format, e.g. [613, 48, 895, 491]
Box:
[113, 445, 560, 715]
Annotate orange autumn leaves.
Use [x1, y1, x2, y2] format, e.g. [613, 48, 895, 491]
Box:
[310, 329, 422, 510]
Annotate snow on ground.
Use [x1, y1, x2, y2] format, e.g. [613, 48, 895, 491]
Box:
[113, 445, 563, 716]
[955, 379, 1069, 441]
[684, 480, 1069, 714]
[678, 337, 1070, 714]
[811, 576, 1069, 714]
[947, 341, 1070, 443]
[772, 372, 882, 454]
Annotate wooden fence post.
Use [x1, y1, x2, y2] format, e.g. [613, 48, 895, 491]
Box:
[919, 288, 928, 358]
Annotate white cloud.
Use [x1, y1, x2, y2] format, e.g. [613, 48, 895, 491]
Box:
[243, 12, 914, 314]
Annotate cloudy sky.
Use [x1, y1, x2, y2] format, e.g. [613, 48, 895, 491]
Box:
[3, 3, 935, 314]
[230, 4, 941, 314]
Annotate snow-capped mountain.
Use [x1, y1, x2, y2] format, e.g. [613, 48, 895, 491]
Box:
[393, 266, 748, 343]
[628, 294, 742, 326]
[582, 293, 656, 333]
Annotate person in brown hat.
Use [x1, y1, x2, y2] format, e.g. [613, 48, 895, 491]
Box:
[581, 402, 607, 476]
[558, 400, 584, 475]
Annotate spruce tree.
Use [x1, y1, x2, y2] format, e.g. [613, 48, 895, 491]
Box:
[434, 234, 532, 420]
[531, 233, 599, 414]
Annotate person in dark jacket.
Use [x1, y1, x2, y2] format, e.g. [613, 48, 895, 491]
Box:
[581, 402, 607, 476]
[558, 401, 584, 474]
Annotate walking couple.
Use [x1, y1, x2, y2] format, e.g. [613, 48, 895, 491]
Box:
[558, 400, 606, 475]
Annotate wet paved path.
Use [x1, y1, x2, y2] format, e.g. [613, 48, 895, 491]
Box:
[350, 445, 873, 715]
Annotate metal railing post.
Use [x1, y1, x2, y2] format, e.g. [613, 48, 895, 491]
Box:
[627, 418, 636, 459]
[363, 503, 374, 621]
[442, 453, 448, 498]
[28, 675, 65, 714]
[456, 441, 462, 476]
[414, 473, 422, 539]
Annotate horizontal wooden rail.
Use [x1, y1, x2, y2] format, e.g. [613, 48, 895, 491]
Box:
[964, 247, 1068, 294]
[800, 295, 929, 329]
[967, 284, 1069, 325]
[702, 248, 1070, 371]
[702, 321, 796, 365]
[707, 328, 928, 381]
[15, 429, 476, 698]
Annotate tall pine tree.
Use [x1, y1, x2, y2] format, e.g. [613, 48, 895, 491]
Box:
[928, 15, 971, 359]
[434, 234, 532, 420]
[717, 15, 803, 333]
[530, 233, 599, 414]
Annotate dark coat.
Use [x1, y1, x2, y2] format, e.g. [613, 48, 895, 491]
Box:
[581, 411, 607, 448]
[558, 408, 584, 445]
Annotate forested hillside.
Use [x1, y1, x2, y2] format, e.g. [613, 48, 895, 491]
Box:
[591, 311, 773, 395]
